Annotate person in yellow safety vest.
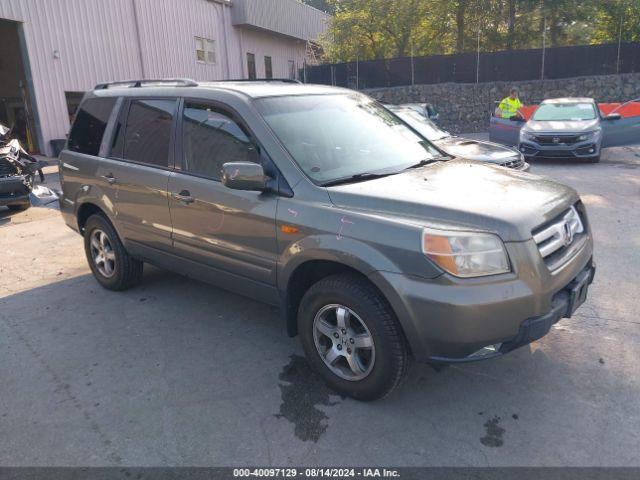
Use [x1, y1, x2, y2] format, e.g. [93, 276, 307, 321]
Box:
[498, 87, 523, 120]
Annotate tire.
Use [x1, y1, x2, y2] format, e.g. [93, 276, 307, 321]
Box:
[7, 204, 30, 212]
[298, 273, 409, 401]
[83, 213, 143, 291]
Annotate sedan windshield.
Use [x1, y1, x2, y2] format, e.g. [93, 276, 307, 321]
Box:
[532, 103, 597, 121]
[255, 93, 441, 184]
[392, 109, 450, 141]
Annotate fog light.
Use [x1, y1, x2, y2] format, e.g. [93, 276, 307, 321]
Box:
[589, 148, 595, 153]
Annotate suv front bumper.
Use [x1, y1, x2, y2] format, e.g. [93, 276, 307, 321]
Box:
[370, 237, 594, 363]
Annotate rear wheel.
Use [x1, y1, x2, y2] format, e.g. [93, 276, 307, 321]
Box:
[298, 273, 409, 401]
[83, 213, 143, 291]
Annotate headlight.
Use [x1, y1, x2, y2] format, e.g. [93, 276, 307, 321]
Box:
[422, 228, 510, 278]
[519, 130, 536, 142]
[578, 129, 601, 141]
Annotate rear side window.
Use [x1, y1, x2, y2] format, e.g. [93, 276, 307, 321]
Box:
[118, 99, 176, 167]
[67, 97, 117, 156]
[182, 102, 259, 180]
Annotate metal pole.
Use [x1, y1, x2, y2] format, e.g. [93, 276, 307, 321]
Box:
[356, 49, 359, 89]
[476, 27, 481, 84]
[616, 8, 624, 74]
[410, 37, 415, 86]
[541, 18, 546, 80]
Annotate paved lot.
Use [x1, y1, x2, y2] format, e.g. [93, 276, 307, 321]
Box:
[1, 147, 640, 467]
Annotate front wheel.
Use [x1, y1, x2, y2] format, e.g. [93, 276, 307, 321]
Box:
[298, 273, 410, 401]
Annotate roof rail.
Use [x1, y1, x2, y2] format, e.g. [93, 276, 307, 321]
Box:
[211, 78, 302, 84]
[94, 78, 198, 90]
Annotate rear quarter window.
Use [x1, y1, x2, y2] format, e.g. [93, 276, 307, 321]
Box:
[67, 97, 117, 156]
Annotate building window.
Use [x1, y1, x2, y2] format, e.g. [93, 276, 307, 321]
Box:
[288, 60, 296, 80]
[247, 53, 256, 80]
[195, 36, 216, 64]
[264, 56, 273, 79]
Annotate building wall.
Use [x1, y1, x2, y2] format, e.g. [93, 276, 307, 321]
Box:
[238, 27, 306, 79]
[0, 0, 318, 155]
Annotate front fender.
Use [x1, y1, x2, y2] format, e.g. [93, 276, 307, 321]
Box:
[277, 234, 401, 291]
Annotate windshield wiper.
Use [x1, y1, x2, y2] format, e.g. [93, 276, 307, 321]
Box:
[404, 156, 447, 170]
[321, 171, 396, 187]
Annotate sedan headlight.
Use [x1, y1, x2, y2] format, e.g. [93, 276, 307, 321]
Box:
[577, 129, 601, 142]
[519, 130, 536, 142]
[422, 228, 510, 278]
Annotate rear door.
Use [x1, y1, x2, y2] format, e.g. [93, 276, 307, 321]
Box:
[106, 97, 177, 252]
[600, 102, 640, 148]
[488, 115, 523, 146]
[168, 99, 279, 287]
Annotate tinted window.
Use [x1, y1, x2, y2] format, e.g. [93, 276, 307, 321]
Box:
[182, 102, 259, 180]
[68, 97, 117, 156]
[123, 99, 176, 167]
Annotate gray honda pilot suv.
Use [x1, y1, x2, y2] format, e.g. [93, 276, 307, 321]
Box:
[59, 79, 595, 400]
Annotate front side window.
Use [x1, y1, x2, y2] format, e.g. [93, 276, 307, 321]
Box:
[122, 99, 176, 167]
[247, 53, 256, 80]
[182, 102, 259, 180]
[532, 103, 597, 121]
[67, 97, 117, 156]
[264, 56, 273, 79]
[255, 93, 440, 184]
[195, 36, 216, 64]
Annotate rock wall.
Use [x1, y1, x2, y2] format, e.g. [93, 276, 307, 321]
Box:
[365, 73, 640, 134]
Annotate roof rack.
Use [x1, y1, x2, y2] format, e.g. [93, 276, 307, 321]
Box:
[94, 78, 198, 90]
[211, 78, 302, 84]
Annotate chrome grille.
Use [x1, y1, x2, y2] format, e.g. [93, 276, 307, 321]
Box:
[533, 206, 584, 268]
[500, 157, 525, 169]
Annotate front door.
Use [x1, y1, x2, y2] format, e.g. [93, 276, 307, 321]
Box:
[489, 115, 524, 146]
[601, 102, 640, 148]
[107, 97, 178, 252]
[168, 100, 279, 288]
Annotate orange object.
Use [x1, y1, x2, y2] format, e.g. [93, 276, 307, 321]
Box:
[280, 224, 299, 234]
[517, 102, 640, 121]
[423, 234, 458, 275]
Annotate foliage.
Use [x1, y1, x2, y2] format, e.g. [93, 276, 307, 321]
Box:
[319, 0, 640, 62]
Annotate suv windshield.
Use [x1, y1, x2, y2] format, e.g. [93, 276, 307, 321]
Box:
[532, 103, 597, 121]
[392, 109, 450, 141]
[255, 93, 441, 184]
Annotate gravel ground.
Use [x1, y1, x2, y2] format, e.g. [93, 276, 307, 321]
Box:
[1, 146, 639, 467]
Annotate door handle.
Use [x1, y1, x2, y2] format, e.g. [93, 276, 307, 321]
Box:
[100, 174, 116, 185]
[172, 190, 195, 204]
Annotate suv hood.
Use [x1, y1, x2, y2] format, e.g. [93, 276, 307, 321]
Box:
[524, 118, 599, 134]
[326, 159, 578, 242]
[435, 136, 519, 163]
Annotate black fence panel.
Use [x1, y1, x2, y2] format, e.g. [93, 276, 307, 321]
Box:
[306, 42, 640, 88]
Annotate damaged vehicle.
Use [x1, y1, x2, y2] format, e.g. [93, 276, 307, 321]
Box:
[0, 124, 47, 211]
[388, 104, 529, 170]
[60, 80, 595, 400]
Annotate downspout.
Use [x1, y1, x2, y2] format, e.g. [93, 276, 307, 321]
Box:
[220, 4, 231, 79]
[131, 0, 146, 78]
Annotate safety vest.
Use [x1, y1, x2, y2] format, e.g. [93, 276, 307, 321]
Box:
[499, 97, 522, 118]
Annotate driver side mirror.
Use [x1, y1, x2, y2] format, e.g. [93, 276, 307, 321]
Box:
[221, 162, 269, 192]
[604, 113, 622, 121]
